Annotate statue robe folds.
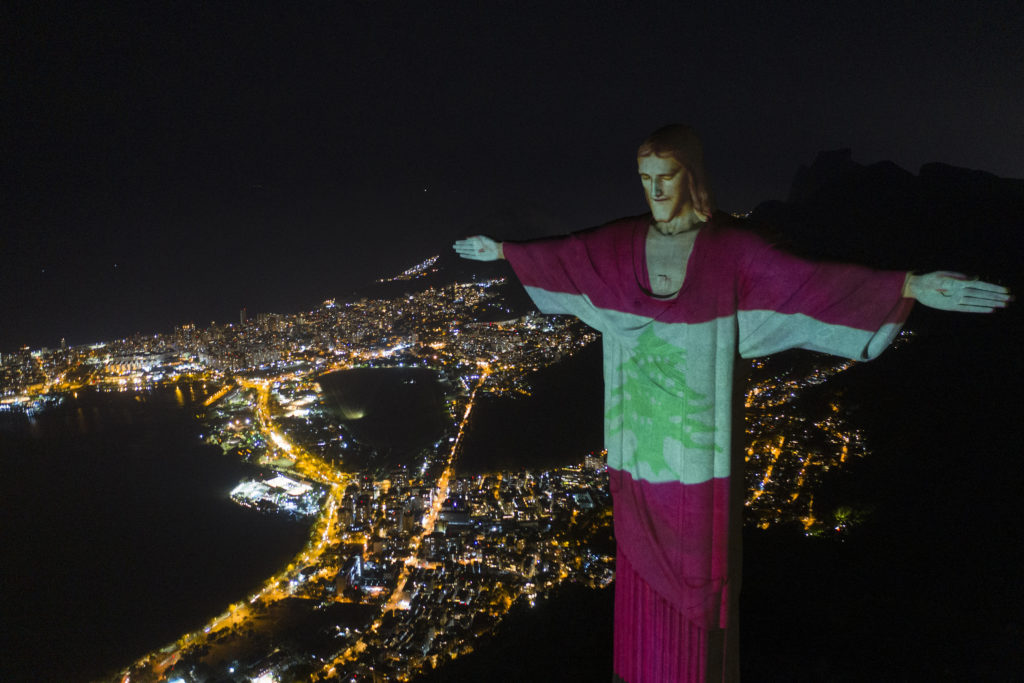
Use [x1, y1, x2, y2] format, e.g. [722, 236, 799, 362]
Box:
[502, 216, 912, 682]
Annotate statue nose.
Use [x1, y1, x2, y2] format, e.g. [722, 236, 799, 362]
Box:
[652, 180, 663, 198]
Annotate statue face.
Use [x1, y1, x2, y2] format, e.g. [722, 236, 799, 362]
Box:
[638, 154, 691, 223]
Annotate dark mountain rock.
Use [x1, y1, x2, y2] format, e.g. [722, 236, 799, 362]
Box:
[787, 148, 862, 204]
[752, 152, 1024, 280]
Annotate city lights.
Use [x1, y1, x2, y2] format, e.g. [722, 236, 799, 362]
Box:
[0, 260, 895, 682]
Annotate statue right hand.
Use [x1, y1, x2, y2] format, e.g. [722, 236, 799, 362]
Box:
[453, 235, 503, 261]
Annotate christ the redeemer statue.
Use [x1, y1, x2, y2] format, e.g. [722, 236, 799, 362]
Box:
[453, 124, 1010, 683]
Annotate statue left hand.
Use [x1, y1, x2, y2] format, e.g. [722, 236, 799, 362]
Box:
[906, 271, 1012, 313]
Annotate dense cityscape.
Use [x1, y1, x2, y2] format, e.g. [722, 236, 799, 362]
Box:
[0, 256, 899, 682]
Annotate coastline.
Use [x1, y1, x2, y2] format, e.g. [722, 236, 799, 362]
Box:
[0, 386, 313, 682]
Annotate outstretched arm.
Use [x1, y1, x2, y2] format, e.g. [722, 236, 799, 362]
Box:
[903, 272, 1012, 313]
[452, 227, 626, 334]
[453, 235, 503, 261]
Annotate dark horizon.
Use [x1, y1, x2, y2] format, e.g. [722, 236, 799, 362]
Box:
[3, 149, 1021, 355]
[3, 2, 1023, 352]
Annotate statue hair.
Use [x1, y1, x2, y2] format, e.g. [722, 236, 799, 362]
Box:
[637, 124, 716, 217]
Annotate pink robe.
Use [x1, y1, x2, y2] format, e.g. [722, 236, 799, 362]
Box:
[503, 215, 912, 682]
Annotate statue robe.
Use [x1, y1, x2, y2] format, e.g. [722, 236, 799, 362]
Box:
[502, 215, 912, 682]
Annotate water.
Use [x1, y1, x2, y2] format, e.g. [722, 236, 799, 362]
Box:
[457, 342, 604, 474]
[0, 361, 601, 681]
[0, 386, 312, 682]
[317, 351, 605, 475]
[317, 366, 449, 469]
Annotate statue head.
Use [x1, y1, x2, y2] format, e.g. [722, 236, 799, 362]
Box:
[637, 124, 714, 227]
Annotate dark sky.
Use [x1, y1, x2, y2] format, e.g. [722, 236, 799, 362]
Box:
[3, 1, 1022, 351]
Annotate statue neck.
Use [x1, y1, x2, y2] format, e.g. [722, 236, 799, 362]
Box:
[651, 209, 702, 236]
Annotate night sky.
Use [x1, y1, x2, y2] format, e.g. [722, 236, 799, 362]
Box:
[3, 1, 1022, 351]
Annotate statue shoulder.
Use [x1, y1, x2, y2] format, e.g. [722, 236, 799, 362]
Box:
[702, 214, 775, 252]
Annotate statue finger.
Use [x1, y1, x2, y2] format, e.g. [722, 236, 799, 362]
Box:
[967, 281, 1011, 294]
